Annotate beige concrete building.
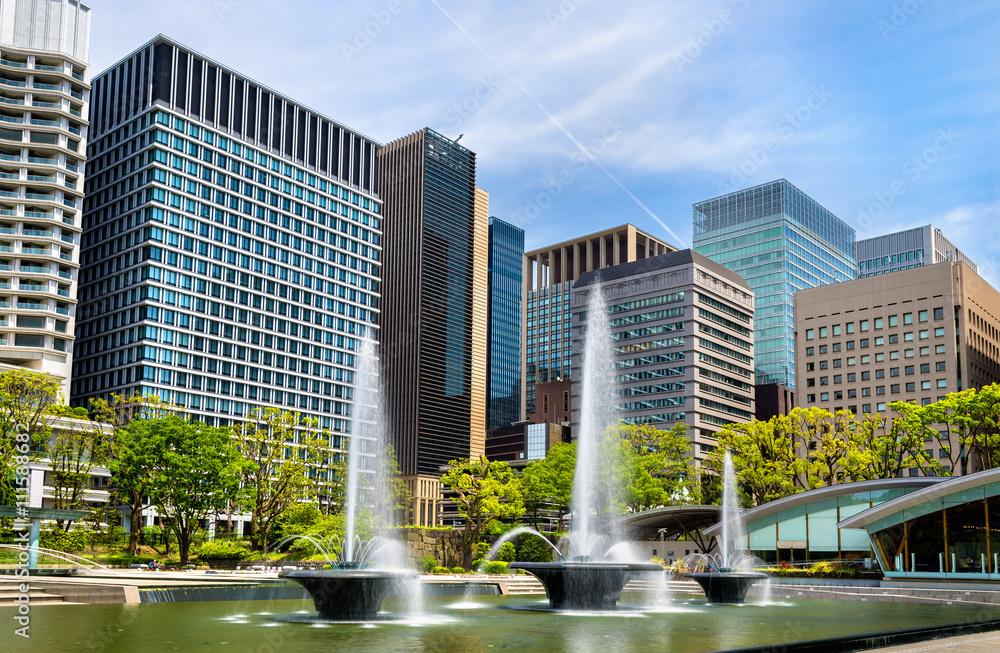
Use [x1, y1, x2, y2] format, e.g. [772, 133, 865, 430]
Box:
[522, 224, 674, 420]
[572, 250, 756, 461]
[794, 262, 1000, 474]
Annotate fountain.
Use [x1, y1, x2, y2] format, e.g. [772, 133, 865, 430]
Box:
[509, 283, 662, 609]
[687, 451, 767, 603]
[279, 337, 418, 620]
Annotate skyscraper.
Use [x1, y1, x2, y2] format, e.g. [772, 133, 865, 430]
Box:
[572, 250, 755, 460]
[856, 225, 977, 278]
[693, 179, 856, 387]
[378, 128, 487, 526]
[73, 35, 383, 451]
[522, 224, 675, 420]
[0, 1, 91, 394]
[487, 216, 524, 430]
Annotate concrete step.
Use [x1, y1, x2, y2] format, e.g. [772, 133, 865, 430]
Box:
[505, 576, 546, 594]
[0, 586, 67, 606]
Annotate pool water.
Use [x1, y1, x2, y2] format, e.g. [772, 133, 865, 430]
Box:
[6, 593, 998, 653]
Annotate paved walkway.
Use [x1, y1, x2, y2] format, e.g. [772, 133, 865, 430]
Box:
[868, 631, 1000, 652]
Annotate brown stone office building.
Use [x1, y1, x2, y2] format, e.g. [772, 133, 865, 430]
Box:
[794, 262, 1000, 474]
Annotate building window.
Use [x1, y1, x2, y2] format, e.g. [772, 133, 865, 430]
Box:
[820, 360, 828, 370]
[833, 343, 842, 352]
[935, 344, 945, 354]
[919, 310, 928, 322]
[937, 379, 947, 388]
[921, 381, 931, 390]
[919, 330, 929, 339]
[846, 322, 855, 334]
[906, 382, 915, 392]
[875, 337, 884, 346]
[862, 404, 872, 413]
[920, 363, 930, 373]
[889, 315, 898, 327]
[876, 369, 885, 378]
[862, 387, 871, 396]
[807, 394, 816, 403]
[806, 347, 814, 356]
[806, 328, 814, 340]
[934, 308, 944, 320]
[905, 348, 914, 358]
[833, 325, 841, 336]
[891, 384, 900, 394]
[903, 312, 913, 325]
[847, 357, 855, 366]
[563, 392, 569, 412]
[920, 347, 930, 356]
[819, 345, 828, 354]
[847, 373, 856, 382]
[874, 317, 884, 329]
[860, 320, 869, 332]
[904, 332, 914, 341]
[543, 394, 549, 414]
[862, 371, 871, 381]
[905, 365, 915, 375]
[848, 389, 857, 398]
[860, 339, 869, 348]
[820, 392, 829, 401]
[819, 327, 827, 338]
[936, 361, 946, 371]
[889, 334, 898, 344]
[934, 327, 945, 337]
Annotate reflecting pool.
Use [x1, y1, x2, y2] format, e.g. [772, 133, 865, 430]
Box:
[6, 593, 998, 653]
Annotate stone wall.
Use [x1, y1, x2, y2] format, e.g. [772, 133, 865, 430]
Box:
[399, 527, 464, 569]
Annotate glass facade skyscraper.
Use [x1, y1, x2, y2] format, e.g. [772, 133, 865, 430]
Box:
[693, 179, 855, 387]
[856, 225, 977, 278]
[487, 216, 523, 430]
[73, 36, 382, 449]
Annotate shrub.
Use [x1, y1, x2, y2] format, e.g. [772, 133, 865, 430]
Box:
[807, 561, 834, 575]
[39, 527, 87, 553]
[196, 541, 249, 560]
[517, 536, 553, 563]
[470, 558, 484, 572]
[451, 566, 466, 574]
[474, 541, 491, 560]
[496, 541, 516, 563]
[433, 566, 450, 575]
[484, 560, 508, 575]
[419, 556, 437, 573]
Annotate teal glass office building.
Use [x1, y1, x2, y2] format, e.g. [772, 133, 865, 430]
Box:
[487, 217, 523, 430]
[693, 179, 855, 386]
[72, 36, 382, 438]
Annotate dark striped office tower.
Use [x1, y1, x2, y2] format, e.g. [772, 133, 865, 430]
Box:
[378, 128, 488, 526]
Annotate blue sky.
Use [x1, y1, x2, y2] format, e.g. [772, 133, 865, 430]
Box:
[90, 1, 999, 277]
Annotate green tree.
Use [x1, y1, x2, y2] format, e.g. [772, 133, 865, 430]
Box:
[442, 457, 524, 569]
[711, 417, 799, 506]
[521, 442, 575, 531]
[920, 386, 1000, 473]
[147, 416, 245, 564]
[616, 421, 700, 508]
[847, 406, 942, 479]
[93, 393, 175, 555]
[231, 407, 326, 551]
[0, 370, 61, 507]
[46, 412, 110, 527]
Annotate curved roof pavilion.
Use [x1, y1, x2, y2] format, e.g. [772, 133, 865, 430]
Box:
[703, 478, 945, 564]
[837, 468, 1000, 579]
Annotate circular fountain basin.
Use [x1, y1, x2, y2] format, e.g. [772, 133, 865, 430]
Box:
[279, 568, 418, 620]
[687, 572, 768, 604]
[508, 561, 663, 610]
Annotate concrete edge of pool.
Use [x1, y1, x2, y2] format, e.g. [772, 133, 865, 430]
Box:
[716, 617, 1000, 653]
